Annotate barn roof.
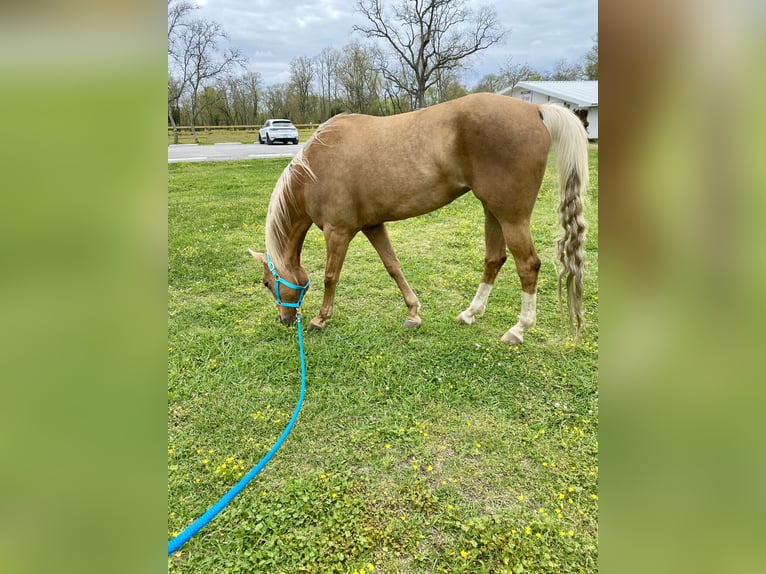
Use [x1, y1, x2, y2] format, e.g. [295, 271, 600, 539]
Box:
[498, 81, 598, 107]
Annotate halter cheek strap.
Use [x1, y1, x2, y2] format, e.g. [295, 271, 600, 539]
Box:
[266, 252, 310, 308]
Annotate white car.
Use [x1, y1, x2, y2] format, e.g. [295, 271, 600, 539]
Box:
[258, 119, 299, 145]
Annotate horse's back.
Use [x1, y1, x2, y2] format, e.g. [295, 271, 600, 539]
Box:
[300, 94, 551, 229]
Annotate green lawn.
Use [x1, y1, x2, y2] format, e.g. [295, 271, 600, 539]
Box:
[168, 148, 598, 573]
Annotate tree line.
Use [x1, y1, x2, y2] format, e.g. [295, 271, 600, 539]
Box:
[168, 0, 597, 143]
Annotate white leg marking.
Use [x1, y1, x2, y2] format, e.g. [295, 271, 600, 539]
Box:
[501, 292, 537, 345]
[457, 283, 493, 325]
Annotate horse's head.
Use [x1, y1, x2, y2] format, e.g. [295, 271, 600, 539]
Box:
[248, 249, 310, 325]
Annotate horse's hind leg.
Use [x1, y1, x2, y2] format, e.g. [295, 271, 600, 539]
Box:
[499, 220, 541, 346]
[362, 224, 422, 328]
[457, 208, 507, 325]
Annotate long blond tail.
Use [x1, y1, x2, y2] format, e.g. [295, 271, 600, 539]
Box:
[539, 103, 589, 340]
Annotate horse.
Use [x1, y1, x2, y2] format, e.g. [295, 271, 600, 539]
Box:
[248, 92, 588, 345]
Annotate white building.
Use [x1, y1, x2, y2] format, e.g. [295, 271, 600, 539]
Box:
[498, 81, 598, 139]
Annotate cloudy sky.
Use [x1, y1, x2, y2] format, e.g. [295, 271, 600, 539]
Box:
[190, 0, 597, 88]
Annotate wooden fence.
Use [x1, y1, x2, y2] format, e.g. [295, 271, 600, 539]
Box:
[168, 124, 319, 133]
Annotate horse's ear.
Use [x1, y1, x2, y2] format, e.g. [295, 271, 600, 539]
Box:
[248, 248, 267, 264]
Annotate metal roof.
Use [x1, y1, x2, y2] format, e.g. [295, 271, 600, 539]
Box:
[498, 81, 598, 107]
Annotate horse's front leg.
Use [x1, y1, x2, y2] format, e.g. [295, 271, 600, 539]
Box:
[362, 224, 422, 329]
[309, 227, 353, 331]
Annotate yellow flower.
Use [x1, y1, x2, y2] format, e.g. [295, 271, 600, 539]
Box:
[368, 565, 375, 572]
[535, 532, 542, 538]
[385, 444, 391, 449]
[460, 550, 468, 558]
[524, 526, 532, 535]
[517, 495, 524, 501]
[427, 465, 433, 472]
[558, 493, 565, 500]
[568, 530, 575, 537]
[591, 494, 598, 500]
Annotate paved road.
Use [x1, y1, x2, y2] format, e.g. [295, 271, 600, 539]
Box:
[168, 142, 305, 163]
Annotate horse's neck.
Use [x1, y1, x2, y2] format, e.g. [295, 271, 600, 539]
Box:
[267, 208, 312, 278]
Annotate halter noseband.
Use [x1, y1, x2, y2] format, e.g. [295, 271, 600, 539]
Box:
[266, 252, 310, 309]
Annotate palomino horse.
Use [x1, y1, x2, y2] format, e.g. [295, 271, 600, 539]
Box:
[249, 93, 588, 345]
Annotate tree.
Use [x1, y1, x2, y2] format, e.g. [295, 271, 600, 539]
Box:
[472, 73, 504, 93]
[167, 0, 198, 143]
[288, 57, 316, 123]
[177, 18, 246, 142]
[499, 59, 540, 89]
[264, 84, 289, 119]
[428, 70, 467, 104]
[473, 59, 539, 93]
[241, 71, 264, 124]
[544, 59, 584, 81]
[584, 34, 598, 80]
[315, 47, 341, 120]
[337, 42, 383, 114]
[354, 0, 506, 108]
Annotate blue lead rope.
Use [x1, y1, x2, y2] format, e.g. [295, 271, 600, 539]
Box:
[168, 312, 308, 556]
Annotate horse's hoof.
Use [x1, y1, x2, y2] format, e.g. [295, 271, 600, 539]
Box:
[456, 311, 475, 325]
[308, 319, 325, 331]
[500, 331, 523, 346]
[403, 318, 421, 329]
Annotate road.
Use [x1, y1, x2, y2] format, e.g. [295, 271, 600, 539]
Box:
[168, 142, 305, 163]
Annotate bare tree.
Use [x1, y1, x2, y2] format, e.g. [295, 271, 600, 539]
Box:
[314, 47, 341, 120]
[288, 57, 316, 123]
[354, 0, 506, 108]
[429, 69, 467, 104]
[167, 0, 198, 143]
[241, 71, 264, 124]
[584, 34, 598, 80]
[337, 42, 382, 114]
[264, 84, 289, 119]
[544, 59, 584, 81]
[177, 18, 246, 142]
[499, 59, 539, 90]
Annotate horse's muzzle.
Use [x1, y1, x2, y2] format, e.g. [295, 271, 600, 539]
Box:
[277, 311, 297, 325]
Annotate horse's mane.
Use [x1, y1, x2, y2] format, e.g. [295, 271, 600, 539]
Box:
[264, 118, 340, 271]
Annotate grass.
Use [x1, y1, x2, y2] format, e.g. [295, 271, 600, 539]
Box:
[168, 147, 598, 573]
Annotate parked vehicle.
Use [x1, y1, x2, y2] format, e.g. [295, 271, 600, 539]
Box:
[258, 119, 299, 145]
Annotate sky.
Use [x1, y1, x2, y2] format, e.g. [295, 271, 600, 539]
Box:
[190, 0, 597, 89]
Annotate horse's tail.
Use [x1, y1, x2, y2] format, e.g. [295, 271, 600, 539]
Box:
[539, 103, 589, 340]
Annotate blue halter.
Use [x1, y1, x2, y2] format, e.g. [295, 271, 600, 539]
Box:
[266, 252, 310, 308]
